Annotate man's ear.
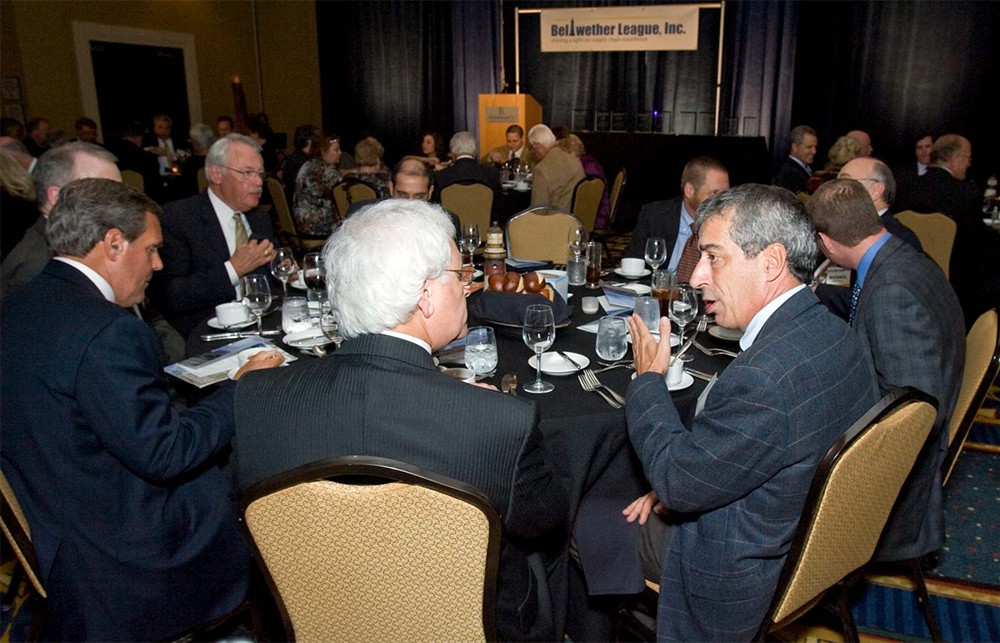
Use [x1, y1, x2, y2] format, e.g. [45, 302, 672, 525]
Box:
[45, 185, 61, 210]
[207, 164, 223, 185]
[683, 182, 695, 200]
[426, 185, 434, 201]
[415, 285, 434, 319]
[102, 228, 127, 261]
[763, 242, 788, 280]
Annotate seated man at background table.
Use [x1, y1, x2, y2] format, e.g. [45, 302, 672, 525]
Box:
[149, 133, 275, 338]
[807, 179, 964, 566]
[528, 124, 584, 212]
[233, 199, 568, 641]
[622, 184, 879, 640]
[0, 178, 282, 640]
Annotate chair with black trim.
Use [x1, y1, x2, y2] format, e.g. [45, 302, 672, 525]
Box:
[332, 177, 378, 220]
[440, 181, 494, 233]
[618, 388, 938, 642]
[1, 469, 47, 640]
[506, 206, 584, 264]
[240, 455, 501, 642]
[608, 168, 626, 230]
[570, 176, 605, 236]
[893, 211, 957, 279]
[265, 177, 325, 254]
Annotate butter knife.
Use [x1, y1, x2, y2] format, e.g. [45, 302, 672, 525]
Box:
[557, 351, 585, 371]
[200, 330, 283, 341]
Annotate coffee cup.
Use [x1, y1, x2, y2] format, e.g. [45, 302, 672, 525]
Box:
[581, 296, 600, 314]
[216, 301, 249, 327]
[666, 360, 685, 387]
[620, 257, 645, 276]
[442, 367, 476, 384]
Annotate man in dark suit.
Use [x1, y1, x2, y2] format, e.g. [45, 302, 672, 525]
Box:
[234, 199, 568, 641]
[149, 133, 275, 338]
[623, 184, 879, 640]
[809, 179, 965, 563]
[773, 124, 817, 194]
[892, 133, 933, 212]
[624, 156, 729, 272]
[0, 178, 282, 640]
[432, 130, 501, 197]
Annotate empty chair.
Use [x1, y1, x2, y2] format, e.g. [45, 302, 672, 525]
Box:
[120, 169, 145, 194]
[506, 206, 584, 264]
[570, 176, 605, 236]
[440, 181, 494, 232]
[241, 455, 500, 642]
[894, 211, 957, 278]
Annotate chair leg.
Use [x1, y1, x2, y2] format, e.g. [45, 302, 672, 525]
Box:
[907, 558, 943, 643]
[834, 582, 861, 643]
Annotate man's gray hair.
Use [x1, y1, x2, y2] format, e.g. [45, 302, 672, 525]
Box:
[868, 158, 896, 206]
[323, 199, 456, 339]
[205, 133, 261, 170]
[449, 131, 477, 157]
[930, 134, 968, 165]
[528, 124, 556, 148]
[696, 184, 817, 284]
[790, 124, 817, 145]
[33, 142, 117, 204]
[46, 178, 160, 258]
[188, 123, 216, 150]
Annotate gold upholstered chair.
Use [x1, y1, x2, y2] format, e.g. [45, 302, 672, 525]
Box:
[608, 168, 626, 230]
[265, 177, 325, 254]
[440, 181, 494, 232]
[894, 211, 957, 279]
[120, 169, 145, 194]
[240, 455, 501, 642]
[1, 469, 47, 639]
[332, 178, 378, 220]
[570, 176, 605, 236]
[506, 206, 584, 264]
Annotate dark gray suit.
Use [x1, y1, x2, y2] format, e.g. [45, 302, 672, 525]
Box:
[432, 157, 501, 196]
[774, 158, 811, 194]
[853, 235, 965, 561]
[627, 288, 879, 640]
[234, 333, 568, 641]
[625, 196, 683, 259]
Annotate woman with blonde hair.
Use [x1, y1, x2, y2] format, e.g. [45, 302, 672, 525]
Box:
[344, 136, 390, 198]
[0, 148, 38, 258]
[807, 135, 861, 193]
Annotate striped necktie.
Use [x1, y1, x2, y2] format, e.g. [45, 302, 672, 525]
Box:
[233, 212, 249, 247]
[848, 282, 862, 325]
[675, 223, 701, 284]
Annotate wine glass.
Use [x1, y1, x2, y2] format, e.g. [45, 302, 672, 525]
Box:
[465, 326, 498, 379]
[243, 274, 272, 335]
[669, 284, 697, 362]
[269, 246, 295, 298]
[522, 304, 555, 394]
[567, 224, 585, 260]
[460, 223, 480, 267]
[644, 237, 667, 273]
[595, 316, 628, 362]
[302, 251, 326, 297]
[319, 309, 343, 349]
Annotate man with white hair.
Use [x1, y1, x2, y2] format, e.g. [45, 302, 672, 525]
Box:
[528, 124, 584, 211]
[846, 129, 873, 157]
[234, 199, 568, 642]
[432, 130, 500, 196]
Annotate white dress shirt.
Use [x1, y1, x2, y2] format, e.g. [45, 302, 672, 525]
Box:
[207, 188, 254, 297]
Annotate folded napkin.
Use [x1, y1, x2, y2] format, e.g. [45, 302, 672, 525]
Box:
[469, 290, 571, 325]
[506, 257, 549, 269]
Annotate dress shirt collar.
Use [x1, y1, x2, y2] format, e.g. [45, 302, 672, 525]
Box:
[856, 231, 890, 289]
[381, 329, 431, 355]
[789, 155, 811, 173]
[917, 161, 928, 176]
[739, 284, 807, 351]
[455, 154, 475, 161]
[53, 257, 116, 303]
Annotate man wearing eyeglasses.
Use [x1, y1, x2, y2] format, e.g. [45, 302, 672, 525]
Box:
[150, 133, 275, 338]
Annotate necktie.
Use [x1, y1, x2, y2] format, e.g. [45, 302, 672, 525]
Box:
[233, 212, 249, 247]
[848, 282, 862, 325]
[675, 223, 701, 284]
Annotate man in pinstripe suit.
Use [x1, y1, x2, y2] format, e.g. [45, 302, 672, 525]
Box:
[624, 185, 879, 641]
[809, 179, 965, 564]
[234, 199, 568, 641]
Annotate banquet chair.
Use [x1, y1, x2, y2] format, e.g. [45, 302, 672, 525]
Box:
[240, 455, 500, 643]
[942, 307, 999, 485]
[894, 211, 957, 279]
[440, 181, 494, 232]
[570, 176, 605, 236]
[196, 167, 208, 193]
[617, 388, 937, 642]
[506, 206, 584, 264]
[265, 177, 324, 254]
[608, 168, 626, 230]
[333, 178, 378, 218]
[120, 169, 145, 194]
[1, 469, 47, 639]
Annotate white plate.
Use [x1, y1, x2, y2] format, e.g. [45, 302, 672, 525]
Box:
[668, 372, 695, 391]
[528, 351, 590, 375]
[615, 283, 651, 295]
[514, 185, 531, 193]
[283, 328, 334, 349]
[614, 268, 651, 279]
[709, 326, 744, 341]
[628, 332, 681, 346]
[207, 315, 257, 330]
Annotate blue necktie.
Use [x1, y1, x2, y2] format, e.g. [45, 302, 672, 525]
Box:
[848, 282, 862, 325]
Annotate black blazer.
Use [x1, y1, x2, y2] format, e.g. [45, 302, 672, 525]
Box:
[149, 190, 274, 337]
[234, 333, 568, 641]
[625, 195, 683, 259]
[774, 157, 811, 194]
[432, 157, 501, 198]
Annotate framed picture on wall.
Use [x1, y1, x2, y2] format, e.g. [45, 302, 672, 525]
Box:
[1, 77, 22, 102]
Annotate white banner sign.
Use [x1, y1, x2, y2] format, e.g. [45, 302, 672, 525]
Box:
[540, 5, 700, 52]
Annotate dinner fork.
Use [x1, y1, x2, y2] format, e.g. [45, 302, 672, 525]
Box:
[578, 372, 622, 409]
[581, 369, 627, 406]
[692, 339, 739, 358]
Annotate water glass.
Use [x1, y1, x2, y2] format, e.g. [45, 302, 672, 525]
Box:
[634, 296, 661, 332]
[243, 274, 272, 335]
[645, 237, 667, 272]
[585, 241, 602, 289]
[464, 326, 498, 378]
[595, 316, 628, 361]
[669, 285, 697, 361]
[567, 255, 587, 286]
[281, 296, 311, 334]
[269, 246, 295, 298]
[567, 224, 585, 261]
[522, 304, 555, 394]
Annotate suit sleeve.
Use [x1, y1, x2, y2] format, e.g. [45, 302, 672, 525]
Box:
[530, 165, 552, 207]
[75, 313, 236, 483]
[626, 368, 790, 513]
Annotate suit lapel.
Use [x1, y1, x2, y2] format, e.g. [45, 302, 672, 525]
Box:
[855, 235, 901, 324]
[199, 192, 232, 260]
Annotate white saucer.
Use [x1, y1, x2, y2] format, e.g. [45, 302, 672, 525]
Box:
[615, 283, 651, 295]
[514, 185, 531, 193]
[628, 332, 680, 347]
[283, 328, 334, 349]
[528, 351, 590, 375]
[667, 372, 695, 391]
[709, 326, 744, 341]
[207, 315, 257, 330]
[614, 268, 651, 279]
[290, 275, 307, 290]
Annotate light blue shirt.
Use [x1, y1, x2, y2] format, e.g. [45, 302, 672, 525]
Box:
[667, 203, 695, 273]
[856, 231, 891, 289]
[789, 155, 811, 174]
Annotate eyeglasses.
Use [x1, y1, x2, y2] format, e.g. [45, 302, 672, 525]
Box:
[443, 266, 475, 286]
[222, 165, 268, 181]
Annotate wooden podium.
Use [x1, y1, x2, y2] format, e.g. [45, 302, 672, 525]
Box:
[478, 94, 542, 160]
